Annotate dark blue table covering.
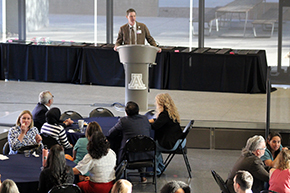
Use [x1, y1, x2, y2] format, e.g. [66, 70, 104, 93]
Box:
[66, 116, 120, 145]
[0, 154, 76, 182]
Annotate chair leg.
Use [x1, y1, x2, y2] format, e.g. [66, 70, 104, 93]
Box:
[160, 153, 176, 176]
[181, 149, 192, 178]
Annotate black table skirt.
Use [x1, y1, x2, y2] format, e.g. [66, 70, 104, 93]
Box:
[0, 43, 267, 93]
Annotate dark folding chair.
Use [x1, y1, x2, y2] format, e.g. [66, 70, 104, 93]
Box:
[211, 170, 229, 193]
[2, 141, 10, 155]
[48, 183, 81, 193]
[115, 160, 128, 181]
[144, 109, 156, 119]
[60, 111, 83, 121]
[159, 120, 195, 178]
[123, 135, 157, 193]
[40, 133, 59, 149]
[89, 107, 114, 117]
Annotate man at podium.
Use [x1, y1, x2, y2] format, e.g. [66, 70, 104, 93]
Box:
[114, 8, 161, 52]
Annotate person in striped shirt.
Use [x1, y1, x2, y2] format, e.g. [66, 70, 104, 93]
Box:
[41, 107, 72, 149]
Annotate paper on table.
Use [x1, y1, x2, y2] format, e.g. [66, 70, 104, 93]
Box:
[67, 129, 75, 133]
[0, 154, 9, 160]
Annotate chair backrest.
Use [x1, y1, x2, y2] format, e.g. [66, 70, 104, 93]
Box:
[40, 133, 59, 149]
[60, 111, 83, 121]
[124, 135, 156, 162]
[260, 190, 279, 193]
[180, 120, 195, 141]
[89, 107, 114, 118]
[48, 183, 81, 193]
[2, 141, 10, 155]
[115, 160, 128, 181]
[211, 170, 229, 193]
[144, 109, 156, 119]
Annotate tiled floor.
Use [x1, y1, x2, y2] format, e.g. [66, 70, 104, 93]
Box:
[0, 80, 290, 192]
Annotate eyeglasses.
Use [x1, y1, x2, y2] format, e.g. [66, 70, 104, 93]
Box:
[258, 147, 266, 150]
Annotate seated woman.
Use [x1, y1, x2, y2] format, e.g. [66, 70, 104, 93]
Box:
[8, 110, 42, 154]
[149, 93, 183, 175]
[73, 131, 116, 193]
[226, 135, 270, 193]
[40, 107, 72, 149]
[111, 179, 132, 193]
[0, 179, 19, 193]
[261, 132, 288, 167]
[73, 121, 102, 164]
[269, 149, 290, 193]
[38, 144, 74, 193]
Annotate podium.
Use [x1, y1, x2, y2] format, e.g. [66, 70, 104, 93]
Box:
[117, 45, 159, 111]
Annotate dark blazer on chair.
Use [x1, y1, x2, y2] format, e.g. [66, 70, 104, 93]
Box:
[108, 114, 151, 163]
[32, 103, 48, 131]
[226, 152, 270, 193]
[151, 110, 183, 149]
[115, 21, 157, 47]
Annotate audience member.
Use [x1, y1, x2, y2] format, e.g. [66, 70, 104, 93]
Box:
[160, 180, 191, 193]
[8, 110, 42, 154]
[73, 131, 116, 193]
[261, 132, 288, 167]
[38, 144, 74, 193]
[226, 135, 270, 193]
[149, 93, 183, 175]
[111, 179, 132, 193]
[40, 107, 72, 149]
[233, 170, 253, 193]
[32, 91, 73, 131]
[0, 179, 19, 193]
[73, 121, 102, 164]
[269, 149, 290, 193]
[108, 101, 150, 183]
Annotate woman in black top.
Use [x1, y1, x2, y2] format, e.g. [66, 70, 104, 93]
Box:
[150, 93, 183, 175]
[38, 144, 74, 193]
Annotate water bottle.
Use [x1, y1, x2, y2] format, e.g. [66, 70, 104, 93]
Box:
[42, 145, 48, 167]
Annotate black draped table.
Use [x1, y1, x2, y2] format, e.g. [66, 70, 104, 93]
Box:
[66, 116, 119, 145]
[0, 154, 75, 193]
[0, 43, 267, 93]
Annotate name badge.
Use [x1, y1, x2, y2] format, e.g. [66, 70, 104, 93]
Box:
[136, 30, 142, 34]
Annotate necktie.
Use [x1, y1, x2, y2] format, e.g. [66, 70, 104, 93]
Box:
[131, 27, 135, 45]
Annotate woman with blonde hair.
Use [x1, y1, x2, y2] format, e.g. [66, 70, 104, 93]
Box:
[269, 149, 290, 193]
[149, 93, 183, 175]
[8, 110, 42, 154]
[111, 179, 132, 193]
[0, 179, 19, 193]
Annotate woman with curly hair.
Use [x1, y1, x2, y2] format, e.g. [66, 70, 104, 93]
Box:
[269, 149, 290, 193]
[38, 144, 74, 193]
[73, 131, 116, 193]
[149, 93, 183, 175]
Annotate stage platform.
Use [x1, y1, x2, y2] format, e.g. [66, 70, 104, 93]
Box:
[1, 80, 290, 150]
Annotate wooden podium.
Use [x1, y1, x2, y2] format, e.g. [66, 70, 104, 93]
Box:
[117, 45, 159, 111]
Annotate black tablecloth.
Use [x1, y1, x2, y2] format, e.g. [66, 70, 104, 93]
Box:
[66, 116, 119, 145]
[0, 43, 267, 93]
[0, 154, 75, 193]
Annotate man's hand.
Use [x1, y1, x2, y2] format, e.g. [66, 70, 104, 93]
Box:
[64, 118, 73, 126]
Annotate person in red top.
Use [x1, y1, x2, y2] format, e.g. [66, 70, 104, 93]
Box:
[269, 149, 290, 193]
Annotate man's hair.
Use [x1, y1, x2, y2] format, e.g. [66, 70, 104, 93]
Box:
[242, 135, 265, 155]
[39, 90, 53, 105]
[160, 181, 191, 193]
[126, 8, 136, 16]
[125, 101, 139, 116]
[235, 170, 253, 191]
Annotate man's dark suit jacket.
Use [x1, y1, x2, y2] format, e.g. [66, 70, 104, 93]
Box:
[108, 114, 151, 163]
[32, 103, 48, 131]
[226, 152, 270, 193]
[115, 21, 157, 47]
